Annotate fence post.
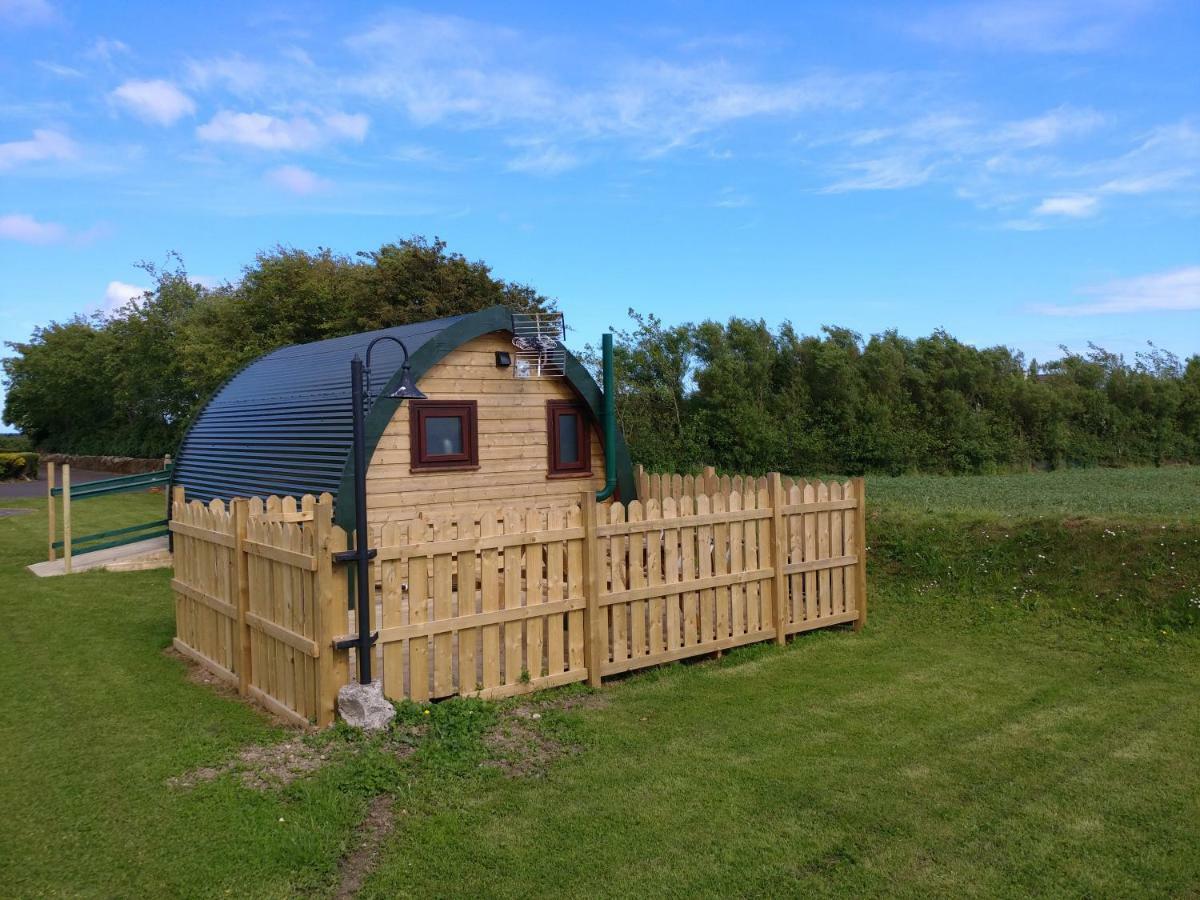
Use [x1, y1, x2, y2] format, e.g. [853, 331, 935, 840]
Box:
[231, 498, 252, 696]
[581, 491, 604, 688]
[853, 477, 868, 631]
[313, 494, 347, 726]
[46, 461, 56, 562]
[62, 464, 72, 574]
[768, 472, 788, 645]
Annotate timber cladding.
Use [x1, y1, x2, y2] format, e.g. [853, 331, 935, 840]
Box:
[365, 332, 605, 527]
[171, 473, 867, 721]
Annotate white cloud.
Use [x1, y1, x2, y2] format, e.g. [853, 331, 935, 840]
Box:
[111, 79, 196, 126]
[995, 106, 1105, 148]
[1037, 266, 1200, 315]
[1034, 195, 1098, 217]
[185, 55, 268, 94]
[343, 12, 876, 150]
[87, 37, 130, 62]
[907, 0, 1152, 53]
[196, 110, 369, 150]
[0, 0, 56, 27]
[265, 164, 328, 194]
[505, 143, 579, 175]
[103, 280, 149, 313]
[822, 156, 934, 192]
[37, 60, 82, 77]
[0, 128, 77, 170]
[0, 212, 66, 243]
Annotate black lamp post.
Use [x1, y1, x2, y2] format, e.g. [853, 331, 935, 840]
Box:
[339, 336, 425, 685]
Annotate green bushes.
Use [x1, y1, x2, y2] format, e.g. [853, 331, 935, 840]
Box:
[603, 314, 1200, 476]
[0, 434, 32, 452]
[0, 452, 38, 480]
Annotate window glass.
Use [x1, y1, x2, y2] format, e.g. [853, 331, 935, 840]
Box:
[557, 412, 580, 464]
[425, 415, 463, 456]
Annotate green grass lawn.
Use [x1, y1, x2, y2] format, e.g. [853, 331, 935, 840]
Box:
[1, 471, 1198, 898]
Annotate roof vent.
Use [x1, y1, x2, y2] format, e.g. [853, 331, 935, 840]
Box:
[511, 312, 567, 377]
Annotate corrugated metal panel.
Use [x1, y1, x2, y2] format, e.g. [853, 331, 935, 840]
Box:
[172, 314, 467, 504]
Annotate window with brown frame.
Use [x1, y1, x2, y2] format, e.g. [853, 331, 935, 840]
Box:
[546, 400, 591, 477]
[409, 400, 479, 470]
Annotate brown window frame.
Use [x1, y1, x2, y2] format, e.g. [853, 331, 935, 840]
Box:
[546, 400, 592, 478]
[409, 400, 479, 471]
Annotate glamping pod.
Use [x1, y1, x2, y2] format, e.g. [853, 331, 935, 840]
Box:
[170, 305, 636, 531]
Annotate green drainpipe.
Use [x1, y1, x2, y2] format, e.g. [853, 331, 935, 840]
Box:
[596, 332, 618, 501]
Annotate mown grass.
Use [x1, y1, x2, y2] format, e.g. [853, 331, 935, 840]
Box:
[1, 469, 1198, 898]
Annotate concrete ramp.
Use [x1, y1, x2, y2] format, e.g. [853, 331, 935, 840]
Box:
[27, 536, 171, 577]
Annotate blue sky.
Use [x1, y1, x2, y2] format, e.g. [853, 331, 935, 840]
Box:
[1, 0, 1198, 415]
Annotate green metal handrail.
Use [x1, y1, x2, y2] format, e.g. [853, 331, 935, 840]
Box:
[50, 465, 172, 498]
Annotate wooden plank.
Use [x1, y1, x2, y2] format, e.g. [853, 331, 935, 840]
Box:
[768, 474, 787, 644]
[46, 461, 55, 562]
[457, 513, 479, 694]
[595, 506, 770, 536]
[803, 482, 817, 623]
[244, 610, 320, 658]
[728, 491, 745, 637]
[374, 526, 586, 560]
[608, 502, 628, 668]
[545, 507, 565, 676]
[782, 554, 860, 575]
[645, 499, 664, 656]
[581, 495, 602, 686]
[779, 498, 859, 514]
[247, 685, 310, 728]
[743, 490, 760, 634]
[241, 538, 316, 570]
[627, 501, 647, 659]
[830, 482, 846, 616]
[373, 597, 585, 643]
[502, 511, 524, 686]
[816, 481, 832, 619]
[663, 498, 680, 653]
[479, 511, 501, 691]
[785, 609, 860, 635]
[602, 628, 777, 676]
[600, 567, 775, 606]
[680, 495, 698, 649]
[567, 503, 586, 676]
[432, 519, 454, 698]
[697, 494, 714, 645]
[465, 668, 587, 701]
[853, 477, 868, 631]
[173, 637, 238, 686]
[524, 508, 545, 681]
[171, 576, 236, 621]
[712, 492, 729, 642]
[381, 523, 405, 700]
[408, 541, 430, 703]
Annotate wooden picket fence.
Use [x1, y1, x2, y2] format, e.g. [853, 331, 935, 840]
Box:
[169, 491, 350, 727]
[171, 474, 867, 722]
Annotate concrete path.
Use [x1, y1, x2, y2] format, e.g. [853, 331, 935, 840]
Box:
[26, 536, 171, 577]
[0, 468, 115, 499]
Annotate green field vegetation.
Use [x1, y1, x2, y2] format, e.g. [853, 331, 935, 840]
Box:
[1, 469, 1197, 897]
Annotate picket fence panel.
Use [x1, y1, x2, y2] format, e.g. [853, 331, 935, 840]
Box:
[171, 474, 867, 718]
[170, 491, 349, 727]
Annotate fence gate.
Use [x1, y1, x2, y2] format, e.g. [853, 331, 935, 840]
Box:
[373, 507, 591, 702]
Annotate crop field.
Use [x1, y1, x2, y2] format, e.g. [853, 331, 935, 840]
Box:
[0, 467, 1197, 897]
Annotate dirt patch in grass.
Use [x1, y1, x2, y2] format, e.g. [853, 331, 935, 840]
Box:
[168, 734, 338, 791]
[334, 794, 397, 900]
[0, 507, 31, 517]
[482, 691, 606, 778]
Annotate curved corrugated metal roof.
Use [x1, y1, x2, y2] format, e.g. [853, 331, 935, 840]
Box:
[172, 313, 467, 503]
